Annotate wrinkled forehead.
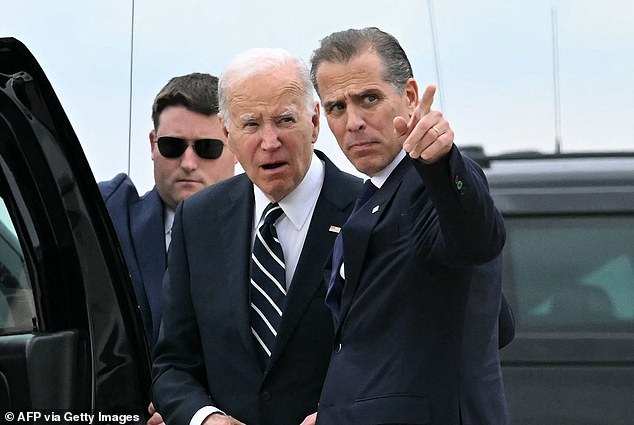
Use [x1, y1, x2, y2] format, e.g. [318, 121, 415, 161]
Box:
[227, 75, 307, 118]
[316, 54, 390, 101]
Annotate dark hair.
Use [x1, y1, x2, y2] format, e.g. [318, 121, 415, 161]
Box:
[151, 73, 219, 130]
[310, 27, 413, 96]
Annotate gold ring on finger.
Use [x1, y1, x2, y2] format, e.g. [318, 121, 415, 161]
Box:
[432, 126, 441, 136]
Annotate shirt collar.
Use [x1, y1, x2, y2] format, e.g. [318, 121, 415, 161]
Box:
[253, 152, 325, 230]
[369, 150, 406, 188]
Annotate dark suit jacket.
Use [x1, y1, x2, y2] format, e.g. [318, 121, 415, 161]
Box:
[152, 152, 362, 425]
[317, 147, 507, 425]
[99, 173, 166, 349]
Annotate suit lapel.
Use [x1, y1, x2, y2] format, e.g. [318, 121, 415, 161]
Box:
[269, 189, 340, 366]
[218, 176, 258, 361]
[337, 157, 411, 332]
[129, 189, 166, 326]
[268, 154, 358, 369]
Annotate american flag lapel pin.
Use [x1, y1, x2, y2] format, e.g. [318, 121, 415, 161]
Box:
[328, 225, 341, 233]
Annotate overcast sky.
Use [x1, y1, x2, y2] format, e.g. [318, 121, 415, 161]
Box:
[5, 0, 633, 193]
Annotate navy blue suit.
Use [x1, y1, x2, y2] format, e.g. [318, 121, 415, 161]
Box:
[317, 147, 508, 425]
[99, 173, 166, 349]
[152, 152, 363, 425]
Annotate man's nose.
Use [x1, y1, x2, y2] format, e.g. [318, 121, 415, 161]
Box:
[180, 145, 199, 171]
[345, 106, 365, 132]
[260, 125, 282, 150]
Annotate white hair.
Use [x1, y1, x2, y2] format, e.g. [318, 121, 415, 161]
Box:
[218, 47, 315, 128]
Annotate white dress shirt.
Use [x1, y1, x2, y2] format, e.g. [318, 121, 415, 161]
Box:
[252, 152, 325, 288]
[164, 207, 175, 251]
[190, 152, 325, 425]
[369, 149, 406, 189]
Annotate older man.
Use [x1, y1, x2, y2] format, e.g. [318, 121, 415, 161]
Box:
[152, 49, 362, 425]
[310, 27, 509, 424]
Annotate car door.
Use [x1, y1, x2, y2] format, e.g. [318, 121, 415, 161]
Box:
[0, 37, 151, 417]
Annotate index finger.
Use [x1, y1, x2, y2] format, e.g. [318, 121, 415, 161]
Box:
[420, 84, 436, 115]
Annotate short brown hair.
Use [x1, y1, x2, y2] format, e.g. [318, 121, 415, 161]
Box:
[151, 73, 219, 130]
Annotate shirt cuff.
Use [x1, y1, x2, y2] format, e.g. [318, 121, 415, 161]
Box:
[190, 406, 226, 425]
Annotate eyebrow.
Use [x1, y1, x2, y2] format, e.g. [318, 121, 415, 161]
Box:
[353, 89, 378, 100]
[275, 109, 297, 120]
[238, 113, 258, 123]
[322, 99, 340, 111]
[322, 89, 377, 111]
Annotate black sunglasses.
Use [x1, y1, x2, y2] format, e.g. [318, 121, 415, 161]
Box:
[155, 136, 225, 160]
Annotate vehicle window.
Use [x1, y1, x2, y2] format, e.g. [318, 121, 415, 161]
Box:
[503, 216, 634, 332]
[0, 196, 34, 334]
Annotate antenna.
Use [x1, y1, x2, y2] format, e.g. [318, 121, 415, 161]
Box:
[552, 7, 562, 153]
[427, 0, 447, 114]
[127, 0, 136, 175]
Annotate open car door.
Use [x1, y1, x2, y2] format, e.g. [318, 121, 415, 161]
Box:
[0, 37, 151, 420]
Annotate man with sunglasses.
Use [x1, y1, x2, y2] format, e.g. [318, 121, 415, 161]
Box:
[152, 49, 362, 425]
[99, 73, 236, 351]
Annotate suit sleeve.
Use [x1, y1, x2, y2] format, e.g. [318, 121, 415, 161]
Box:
[411, 145, 506, 264]
[98, 173, 131, 202]
[498, 292, 516, 348]
[152, 202, 217, 424]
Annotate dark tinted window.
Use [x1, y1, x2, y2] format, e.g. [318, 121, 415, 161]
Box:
[503, 216, 634, 332]
[0, 197, 34, 334]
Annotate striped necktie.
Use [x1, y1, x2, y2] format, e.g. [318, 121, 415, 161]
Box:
[250, 203, 287, 369]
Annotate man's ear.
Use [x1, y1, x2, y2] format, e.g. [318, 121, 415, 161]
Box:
[403, 78, 419, 112]
[311, 102, 320, 144]
[149, 129, 157, 160]
[220, 116, 238, 160]
[220, 116, 230, 139]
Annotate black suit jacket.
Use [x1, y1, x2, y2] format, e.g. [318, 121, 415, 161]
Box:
[317, 148, 507, 425]
[152, 151, 362, 425]
[99, 173, 166, 349]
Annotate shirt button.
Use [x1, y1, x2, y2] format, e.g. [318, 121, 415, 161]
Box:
[334, 343, 342, 353]
[260, 391, 272, 401]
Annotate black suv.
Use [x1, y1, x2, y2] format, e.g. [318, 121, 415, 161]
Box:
[0, 38, 150, 418]
[477, 151, 634, 425]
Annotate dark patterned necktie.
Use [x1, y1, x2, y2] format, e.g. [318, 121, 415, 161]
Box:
[250, 203, 287, 369]
[326, 180, 378, 322]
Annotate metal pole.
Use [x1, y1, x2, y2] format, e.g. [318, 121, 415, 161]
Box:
[552, 7, 562, 153]
[427, 0, 447, 114]
[127, 0, 136, 175]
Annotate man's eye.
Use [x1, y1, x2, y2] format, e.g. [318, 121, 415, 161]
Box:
[279, 117, 296, 125]
[364, 94, 378, 103]
[329, 103, 345, 114]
